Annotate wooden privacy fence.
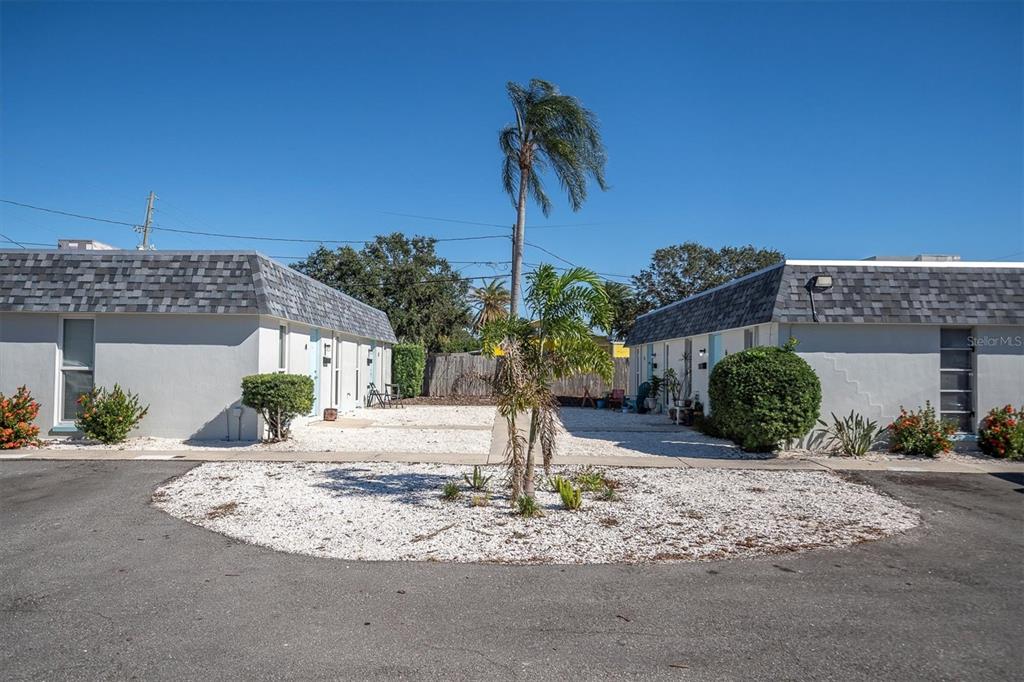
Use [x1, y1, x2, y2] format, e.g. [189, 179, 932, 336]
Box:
[422, 353, 629, 398]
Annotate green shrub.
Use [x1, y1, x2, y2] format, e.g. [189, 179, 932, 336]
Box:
[808, 411, 883, 457]
[557, 478, 583, 510]
[241, 373, 314, 441]
[572, 466, 607, 492]
[887, 402, 956, 457]
[75, 384, 149, 444]
[977, 405, 1024, 460]
[441, 480, 461, 501]
[392, 343, 426, 399]
[463, 465, 493, 491]
[692, 412, 723, 438]
[0, 385, 42, 449]
[708, 344, 821, 452]
[515, 495, 543, 517]
[470, 493, 490, 507]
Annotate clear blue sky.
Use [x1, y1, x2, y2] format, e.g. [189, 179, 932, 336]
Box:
[2, 1, 1021, 287]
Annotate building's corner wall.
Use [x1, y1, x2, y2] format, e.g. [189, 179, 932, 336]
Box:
[974, 326, 1024, 416]
[784, 323, 939, 425]
[95, 314, 262, 440]
[0, 312, 59, 429]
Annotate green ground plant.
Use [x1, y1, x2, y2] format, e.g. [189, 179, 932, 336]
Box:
[808, 411, 883, 456]
[441, 480, 461, 501]
[75, 384, 149, 444]
[557, 478, 584, 510]
[463, 465, 493, 491]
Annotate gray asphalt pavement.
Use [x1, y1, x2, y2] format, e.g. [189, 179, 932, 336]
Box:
[1, 461, 1021, 680]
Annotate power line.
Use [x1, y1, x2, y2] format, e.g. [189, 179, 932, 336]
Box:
[381, 211, 610, 230]
[1, 199, 138, 227]
[0, 232, 28, 248]
[2, 198, 513, 245]
[523, 239, 577, 268]
[335, 273, 512, 289]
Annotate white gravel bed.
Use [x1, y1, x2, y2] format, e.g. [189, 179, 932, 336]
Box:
[361, 405, 497, 428]
[153, 461, 919, 564]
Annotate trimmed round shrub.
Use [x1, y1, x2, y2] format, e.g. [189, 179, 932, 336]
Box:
[241, 373, 314, 441]
[392, 343, 426, 399]
[708, 345, 821, 452]
[1, 385, 42, 449]
[76, 384, 149, 444]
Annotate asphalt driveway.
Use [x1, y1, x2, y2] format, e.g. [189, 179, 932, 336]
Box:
[1, 461, 1021, 680]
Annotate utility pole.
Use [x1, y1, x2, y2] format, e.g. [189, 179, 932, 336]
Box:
[136, 191, 157, 250]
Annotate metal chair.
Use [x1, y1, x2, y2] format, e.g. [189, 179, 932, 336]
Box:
[385, 383, 405, 408]
[366, 383, 391, 408]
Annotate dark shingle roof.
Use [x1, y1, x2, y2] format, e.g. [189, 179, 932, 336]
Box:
[0, 250, 397, 343]
[627, 264, 785, 346]
[627, 261, 1024, 346]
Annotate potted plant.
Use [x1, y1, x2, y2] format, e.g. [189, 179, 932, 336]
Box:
[647, 374, 663, 413]
[663, 368, 682, 420]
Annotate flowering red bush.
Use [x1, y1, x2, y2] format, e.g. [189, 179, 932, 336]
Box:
[887, 401, 956, 457]
[0, 385, 41, 449]
[978, 405, 1024, 460]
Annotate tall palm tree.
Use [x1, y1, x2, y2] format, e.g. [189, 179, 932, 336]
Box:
[483, 264, 613, 500]
[500, 79, 608, 317]
[468, 279, 511, 331]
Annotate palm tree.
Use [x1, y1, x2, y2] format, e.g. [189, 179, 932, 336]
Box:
[500, 79, 608, 317]
[482, 264, 613, 500]
[468, 279, 510, 331]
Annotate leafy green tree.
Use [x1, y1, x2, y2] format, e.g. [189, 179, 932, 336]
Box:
[482, 264, 613, 500]
[500, 79, 608, 316]
[604, 280, 645, 341]
[292, 233, 472, 352]
[632, 243, 784, 311]
[468, 278, 511, 331]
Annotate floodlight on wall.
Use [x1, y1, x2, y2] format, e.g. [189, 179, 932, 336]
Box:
[805, 273, 834, 322]
[698, 348, 706, 357]
[808, 275, 833, 291]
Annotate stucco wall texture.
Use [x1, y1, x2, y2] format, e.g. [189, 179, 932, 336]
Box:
[1, 312, 392, 441]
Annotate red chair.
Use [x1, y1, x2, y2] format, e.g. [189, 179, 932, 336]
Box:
[607, 389, 625, 410]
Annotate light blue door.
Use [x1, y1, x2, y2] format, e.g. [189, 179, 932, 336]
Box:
[309, 329, 320, 415]
[708, 333, 723, 371]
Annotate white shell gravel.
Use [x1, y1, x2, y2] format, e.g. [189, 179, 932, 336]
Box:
[153, 461, 920, 564]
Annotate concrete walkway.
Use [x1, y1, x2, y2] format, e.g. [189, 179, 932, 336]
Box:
[3, 446, 1022, 474]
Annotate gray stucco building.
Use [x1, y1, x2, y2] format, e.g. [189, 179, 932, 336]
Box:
[626, 259, 1023, 434]
[0, 249, 397, 440]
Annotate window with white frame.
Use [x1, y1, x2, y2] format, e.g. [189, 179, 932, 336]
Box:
[60, 318, 95, 422]
[744, 327, 760, 349]
[278, 324, 288, 372]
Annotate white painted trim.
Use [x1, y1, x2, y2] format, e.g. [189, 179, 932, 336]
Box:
[785, 259, 1024, 268]
[56, 314, 95, 427]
